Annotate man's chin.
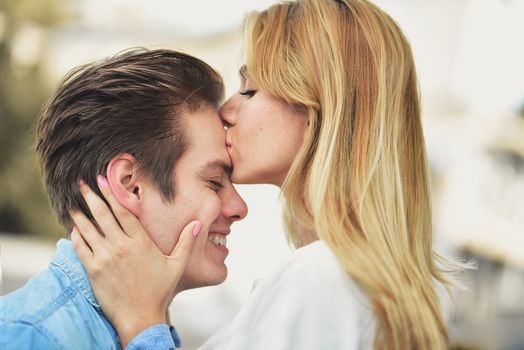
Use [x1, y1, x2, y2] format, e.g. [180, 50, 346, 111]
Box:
[178, 267, 228, 292]
[201, 267, 228, 287]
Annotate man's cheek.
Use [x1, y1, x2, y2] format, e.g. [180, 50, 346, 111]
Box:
[200, 195, 222, 221]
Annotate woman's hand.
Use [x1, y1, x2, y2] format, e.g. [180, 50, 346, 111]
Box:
[69, 176, 201, 347]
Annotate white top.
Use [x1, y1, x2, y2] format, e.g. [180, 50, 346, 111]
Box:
[201, 240, 376, 350]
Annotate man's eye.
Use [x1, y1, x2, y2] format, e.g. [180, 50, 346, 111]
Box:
[239, 90, 256, 98]
[209, 180, 224, 191]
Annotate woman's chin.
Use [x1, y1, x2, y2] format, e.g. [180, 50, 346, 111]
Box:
[231, 170, 284, 188]
[230, 171, 256, 185]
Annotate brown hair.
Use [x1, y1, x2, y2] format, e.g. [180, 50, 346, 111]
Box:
[36, 49, 224, 229]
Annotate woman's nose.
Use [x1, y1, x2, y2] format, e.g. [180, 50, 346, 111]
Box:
[219, 95, 240, 127]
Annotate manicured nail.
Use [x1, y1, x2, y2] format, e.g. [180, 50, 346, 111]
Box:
[78, 179, 85, 186]
[192, 221, 202, 236]
[97, 175, 109, 188]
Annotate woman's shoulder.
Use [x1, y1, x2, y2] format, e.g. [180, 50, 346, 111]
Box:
[269, 240, 370, 306]
[275, 240, 343, 283]
[202, 240, 375, 349]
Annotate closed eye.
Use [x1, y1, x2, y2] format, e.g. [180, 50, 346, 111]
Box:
[208, 180, 224, 192]
[239, 90, 256, 98]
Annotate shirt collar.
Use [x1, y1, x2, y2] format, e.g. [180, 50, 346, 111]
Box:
[50, 239, 121, 346]
[50, 239, 101, 311]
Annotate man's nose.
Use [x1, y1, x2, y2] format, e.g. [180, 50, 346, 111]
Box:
[221, 185, 248, 222]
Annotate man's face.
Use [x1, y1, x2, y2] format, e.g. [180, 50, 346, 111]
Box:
[139, 107, 247, 291]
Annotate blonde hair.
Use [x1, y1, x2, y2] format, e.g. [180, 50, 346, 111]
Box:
[243, 0, 452, 348]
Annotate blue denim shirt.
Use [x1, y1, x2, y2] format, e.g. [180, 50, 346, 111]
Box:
[0, 239, 180, 350]
[127, 324, 180, 350]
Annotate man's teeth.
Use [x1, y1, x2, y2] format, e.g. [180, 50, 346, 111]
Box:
[208, 234, 227, 246]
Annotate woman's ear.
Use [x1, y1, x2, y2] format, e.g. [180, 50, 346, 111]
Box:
[105, 153, 144, 217]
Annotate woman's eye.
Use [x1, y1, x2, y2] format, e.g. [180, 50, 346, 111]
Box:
[209, 180, 224, 192]
[239, 90, 256, 98]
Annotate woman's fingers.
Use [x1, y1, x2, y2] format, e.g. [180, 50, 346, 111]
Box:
[71, 227, 93, 263]
[166, 220, 201, 275]
[95, 175, 146, 240]
[78, 180, 125, 241]
[69, 209, 106, 253]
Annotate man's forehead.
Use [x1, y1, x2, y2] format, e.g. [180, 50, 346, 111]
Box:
[201, 159, 232, 175]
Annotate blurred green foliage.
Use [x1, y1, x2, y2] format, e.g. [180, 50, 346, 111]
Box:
[0, 0, 72, 240]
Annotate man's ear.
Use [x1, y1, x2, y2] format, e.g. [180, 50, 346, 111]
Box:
[105, 153, 144, 217]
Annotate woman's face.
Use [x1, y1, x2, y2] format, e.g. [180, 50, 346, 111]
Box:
[220, 78, 308, 186]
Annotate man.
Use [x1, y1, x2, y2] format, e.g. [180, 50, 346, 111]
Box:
[0, 49, 247, 349]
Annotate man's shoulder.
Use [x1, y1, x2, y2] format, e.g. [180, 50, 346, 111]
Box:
[0, 266, 78, 349]
[2, 263, 80, 320]
[1, 263, 118, 349]
[0, 318, 61, 350]
[2, 238, 95, 325]
[2, 266, 71, 323]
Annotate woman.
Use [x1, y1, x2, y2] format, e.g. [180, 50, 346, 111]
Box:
[71, 0, 454, 348]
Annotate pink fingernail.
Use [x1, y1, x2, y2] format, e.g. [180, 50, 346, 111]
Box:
[192, 221, 202, 236]
[78, 179, 85, 186]
[97, 175, 109, 188]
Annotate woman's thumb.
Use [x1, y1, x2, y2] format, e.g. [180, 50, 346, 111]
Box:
[166, 220, 201, 273]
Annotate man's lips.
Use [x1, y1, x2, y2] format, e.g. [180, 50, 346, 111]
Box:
[207, 229, 230, 250]
[208, 229, 230, 235]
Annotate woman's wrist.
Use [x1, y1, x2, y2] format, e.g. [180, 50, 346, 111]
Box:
[116, 313, 167, 348]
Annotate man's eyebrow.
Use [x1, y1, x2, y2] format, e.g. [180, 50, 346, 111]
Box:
[201, 159, 232, 175]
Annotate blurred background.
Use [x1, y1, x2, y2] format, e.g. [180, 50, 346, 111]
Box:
[0, 0, 523, 349]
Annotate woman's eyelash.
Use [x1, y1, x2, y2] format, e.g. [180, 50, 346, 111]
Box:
[239, 90, 256, 97]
